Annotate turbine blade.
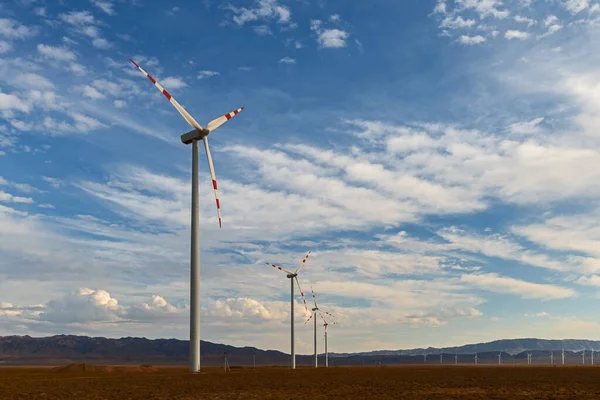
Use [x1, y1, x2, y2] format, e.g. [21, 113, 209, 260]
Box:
[203, 136, 221, 227]
[320, 309, 335, 319]
[206, 107, 245, 132]
[294, 251, 311, 274]
[305, 314, 313, 325]
[310, 286, 318, 309]
[294, 277, 310, 314]
[265, 263, 294, 276]
[129, 59, 204, 132]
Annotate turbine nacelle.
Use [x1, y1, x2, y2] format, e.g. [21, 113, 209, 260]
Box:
[181, 128, 210, 145]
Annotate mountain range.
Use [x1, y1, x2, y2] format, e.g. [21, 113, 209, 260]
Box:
[2, 335, 599, 366]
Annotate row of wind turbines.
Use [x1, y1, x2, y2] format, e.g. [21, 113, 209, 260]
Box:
[424, 349, 597, 365]
[131, 60, 336, 372]
[266, 252, 338, 369]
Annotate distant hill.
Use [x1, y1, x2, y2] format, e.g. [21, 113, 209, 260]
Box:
[2, 335, 600, 366]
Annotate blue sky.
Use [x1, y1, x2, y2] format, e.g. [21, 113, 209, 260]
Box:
[2, 0, 600, 354]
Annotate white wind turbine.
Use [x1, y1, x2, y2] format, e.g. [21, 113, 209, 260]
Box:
[527, 353, 532, 365]
[424, 354, 428, 363]
[266, 251, 312, 369]
[550, 351, 554, 365]
[581, 350, 585, 365]
[305, 287, 336, 368]
[562, 348, 565, 365]
[592, 349, 595, 365]
[130, 59, 244, 373]
[440, 354, 443, 364]
[474, 353, 478, 365]
[498, 352, 502, 365]
[454, 354, 458, 365]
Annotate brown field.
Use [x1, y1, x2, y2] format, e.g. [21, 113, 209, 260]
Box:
[2, 364, 600, 399]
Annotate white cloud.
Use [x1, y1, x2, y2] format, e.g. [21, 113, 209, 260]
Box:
[278, 57, 296, 64]
[160, 76, 187, 89]
[37, 44, 77, 62]
[13, 73, 54, 90]
[59, 11, 96, 26]
[113, 100, 126, 108]
[310, 21, 350, 49]
[458, 34, 487, 44]
[576, 275, 600, 287]
[461, 273, 576, 300]
[441, 16, 476, 29]
[92, 38, 111, 49]
[0, 190, 34, 204]
[69, 63, 86, 76]
[514, 15, 536, 27]
[564, 0, 590, 14]
[505, 29, 530, 40]
[229, 0, 292, 26]
[508, 117, 544, 134]
[42, 176, 63, 188]
[0, 18, 37, 40]
[0, 40, 11, 53]
[92, 0, 116, 15]
[252, 25, 272, 35]
[78, 85, 106, 100]
[38, 204, 55, 209]
[197, 70, 219, 79]
[544, 15, 559, 26]
[0, 93, 30, 113]
[455, 0, 510, 19]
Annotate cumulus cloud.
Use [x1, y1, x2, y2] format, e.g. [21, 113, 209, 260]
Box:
[0, 18, 37, 40]
[228, 0, 292, 26]
[505, 29, 530, 40]
[37, 44, 77, 62]
[197, 70, 219, 80]
[92, 0, 116, 15]
[310, 19, 350, 48]
[458, 34, 486, 45]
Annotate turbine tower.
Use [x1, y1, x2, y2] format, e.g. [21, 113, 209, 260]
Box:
[130, 59, 244, 373]
[550, 351, 554, 365]
[305, 287, 336, 368]
[562, 348, 565, 365]
[440, 354, 443, 364]
[424, 354, 428, 363]
[582, 350, 585, 365]
[592, 349, 595, 365]
[454, 354, 458, 365]
[265, 252, 312, 369]
[527, 353, 532, 365]
[498, 352, 502, 365]
[474, 353, 478, 365]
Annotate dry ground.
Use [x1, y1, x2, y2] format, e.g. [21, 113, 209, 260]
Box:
[2, 364, 600, 399]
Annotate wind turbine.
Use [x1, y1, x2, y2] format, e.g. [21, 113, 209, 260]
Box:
[592, 349, 594, 365]
[498, 352, 502, 365]
[424, 354, 428, 363]
[527, 353, 532, 365]
[305, 287, 336, 368]
[266, 251, 311, 369]
[474, 353, 478, 365]
[454, 354, 458, 365]
[440, 354, 443, 364]
[550, 351, 554, 365]
[562, 348, 565, 365]
[130, 60, 244, 373]
[582, 350, 585, 365]
[322, 318, 339, 368]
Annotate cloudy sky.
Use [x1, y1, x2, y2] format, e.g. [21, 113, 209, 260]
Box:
[1, 0, 600, 355]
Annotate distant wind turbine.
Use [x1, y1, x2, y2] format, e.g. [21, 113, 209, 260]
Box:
[474, 353, 478, 365]
[527, 353, 532, 365]
[424, 354, 428, 363]
[592, 349, 595, 365]
[498, 352, 502, 365]
[305, 287, 336, 368]
[582, 350, 585, 365]
[265, 251, 312, 369]
[454, 354, 458, 365]
[550, 351, 554, 365]
[440, 354, 443, 364]
[562, 348, 565, 365]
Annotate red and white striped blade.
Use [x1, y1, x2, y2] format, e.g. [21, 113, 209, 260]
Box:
[206, 107, 244, 132]
[295, 251, 311, 274]
[310, 286, 318, 309]
[265, 262, 294, 276]
[203, 136, 221, 227]
[320, 309, 335, 319]
[305, 314, 313, 325]
[294, 276, 310, 315]
[129, 59, 204, 132]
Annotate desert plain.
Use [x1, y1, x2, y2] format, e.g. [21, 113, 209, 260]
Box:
[2, 364, 600, 399]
